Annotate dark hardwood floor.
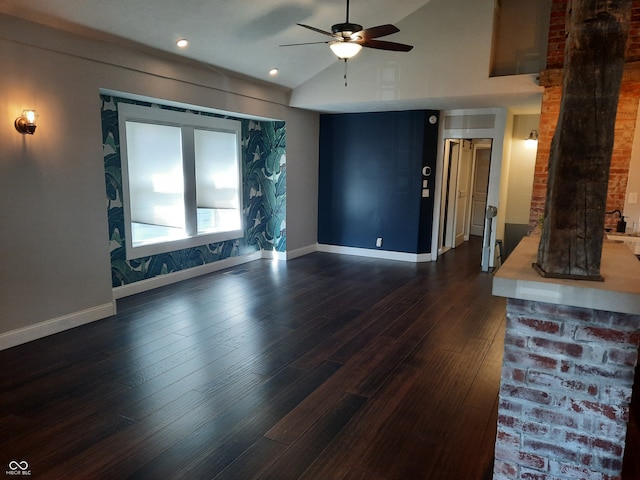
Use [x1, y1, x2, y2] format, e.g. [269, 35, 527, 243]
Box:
[0, 237, 636, 479]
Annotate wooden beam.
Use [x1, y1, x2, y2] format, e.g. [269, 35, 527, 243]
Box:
[535, 0, 633, 279]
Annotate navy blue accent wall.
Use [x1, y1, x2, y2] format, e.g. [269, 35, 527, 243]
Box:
[318, 110, 439, 254]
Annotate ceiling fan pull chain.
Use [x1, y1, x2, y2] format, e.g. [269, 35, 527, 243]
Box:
[344, 59, 348, 86]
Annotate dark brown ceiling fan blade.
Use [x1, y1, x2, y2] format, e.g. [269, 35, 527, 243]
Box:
[297, 23, 334, 37]
[280, 41, 330, 47]
[358, 24, 399, 40]
[360, 39, 413, 52]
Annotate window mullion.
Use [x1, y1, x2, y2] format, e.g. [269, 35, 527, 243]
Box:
[182, 126, 197, 237]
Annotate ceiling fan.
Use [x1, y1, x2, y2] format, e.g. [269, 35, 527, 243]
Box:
[281, 0, 413, 76]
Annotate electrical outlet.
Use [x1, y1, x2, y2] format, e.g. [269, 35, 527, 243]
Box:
[376, 237, 383, 247]
[629, 192, 638, 204]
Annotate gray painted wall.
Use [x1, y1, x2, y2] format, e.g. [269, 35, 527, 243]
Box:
[0, 13, 319, 346]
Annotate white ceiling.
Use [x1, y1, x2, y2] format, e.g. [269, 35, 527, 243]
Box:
[0, 0, 545, 114]
[0, 0, 432, 89]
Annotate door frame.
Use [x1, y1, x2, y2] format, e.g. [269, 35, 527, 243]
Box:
[439, 139, 473, 253]
[438, 139, 459, 253]
[430, 108, 508, 271]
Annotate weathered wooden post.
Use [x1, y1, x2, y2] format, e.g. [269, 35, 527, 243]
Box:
[535, 0, 633, 280]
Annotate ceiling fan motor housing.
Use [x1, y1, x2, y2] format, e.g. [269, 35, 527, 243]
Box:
[332, 22, 363, 37]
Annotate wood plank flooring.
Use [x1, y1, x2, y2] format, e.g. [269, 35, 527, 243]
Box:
[0, 237, 636, 479]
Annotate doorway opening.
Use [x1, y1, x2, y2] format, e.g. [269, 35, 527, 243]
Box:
[438, 138, 493, 256]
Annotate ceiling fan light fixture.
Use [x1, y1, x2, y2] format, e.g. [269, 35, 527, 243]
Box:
[329, 40, 362, 59]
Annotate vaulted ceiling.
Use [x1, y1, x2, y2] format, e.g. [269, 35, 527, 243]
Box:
[0, 0, 546, 113]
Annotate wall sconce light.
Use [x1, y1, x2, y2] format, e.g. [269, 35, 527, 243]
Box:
[526, 129, 539, 144]
[15, 109, 39, 135]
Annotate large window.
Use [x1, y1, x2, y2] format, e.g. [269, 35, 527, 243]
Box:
[118, 103, 243, 259]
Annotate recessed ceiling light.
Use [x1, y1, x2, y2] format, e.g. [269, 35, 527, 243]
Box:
[176, 39, 189, 48]
[269, 68, 279, 76]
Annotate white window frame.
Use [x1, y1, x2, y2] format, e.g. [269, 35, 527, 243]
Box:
[118, 103, 243, 259]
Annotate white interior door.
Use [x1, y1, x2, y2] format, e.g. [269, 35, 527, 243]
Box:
[469, 146, 491, 236]
[452, 140, 473, 247]
[443, 141, 460, 250]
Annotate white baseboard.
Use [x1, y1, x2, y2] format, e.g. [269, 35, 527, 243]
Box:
[317, 244, 432, 263]
[0, 244, 433, 351]
[113, 250, 263, 299]
[113, 244, 431, 301]
[286, 243, 318, 260]
[261, 249, 287, 261]
[0, 302, 116, 351]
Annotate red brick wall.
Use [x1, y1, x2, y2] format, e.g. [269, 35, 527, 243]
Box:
[529, 1, 640, 232]
[545, 0, 569, 70]
[546, 1, 640, 68]
[494, 299, 640, 480]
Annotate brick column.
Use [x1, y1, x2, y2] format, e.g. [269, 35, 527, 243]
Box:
[494, 299, 640, 480]
[492, 237, 640, 480]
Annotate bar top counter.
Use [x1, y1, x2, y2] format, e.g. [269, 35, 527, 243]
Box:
[492, 236, 640, 315]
